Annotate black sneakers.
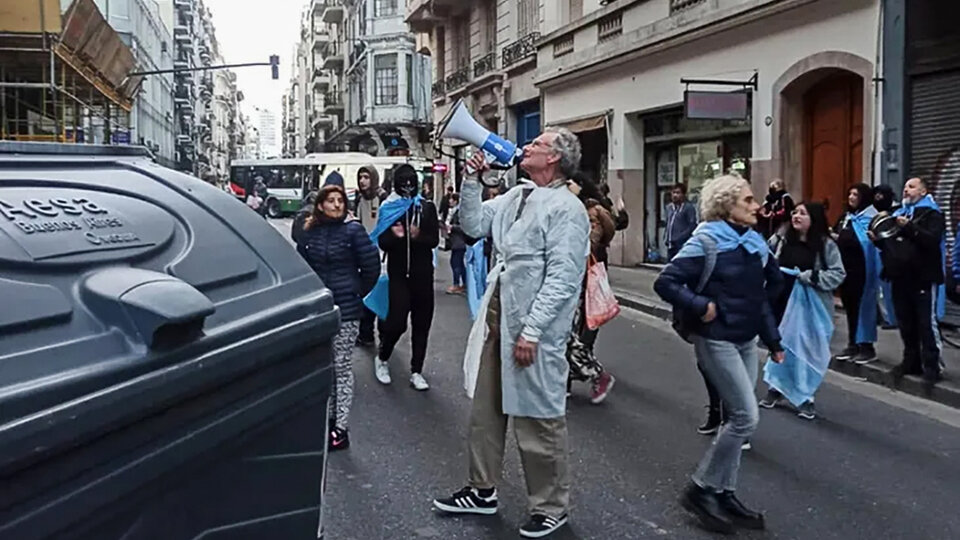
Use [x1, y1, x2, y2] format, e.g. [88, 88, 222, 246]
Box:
[328, 426, 349, 452]
[697, 406, 723, 435]
[432, 486, 498, 515]
[797, 401, 817, 420]
[834, 345, 858, 362]
[758, 389, 783, 409]
[853, 345, 878, 365]
[519, 513, 569, 538]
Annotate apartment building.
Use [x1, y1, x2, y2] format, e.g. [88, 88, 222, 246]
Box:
[315, 0, 432, 157]
[527, 0, 882, 265]
[408, 0, 545, 190]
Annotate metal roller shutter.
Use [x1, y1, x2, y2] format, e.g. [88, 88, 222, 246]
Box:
[910, 69, 960, 322]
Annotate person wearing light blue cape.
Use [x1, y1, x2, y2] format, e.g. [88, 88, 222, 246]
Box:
[364, 164, 439, 391]
[654, 175, 784, 534]
[760, 202, 846, 420]
[876, 177, 946, 385]
[832, 183, 880, 365]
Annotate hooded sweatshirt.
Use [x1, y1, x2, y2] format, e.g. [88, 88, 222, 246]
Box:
[353, 165, 382, 234]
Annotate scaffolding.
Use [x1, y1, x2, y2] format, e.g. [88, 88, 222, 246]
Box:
[0, 0, 139, 144]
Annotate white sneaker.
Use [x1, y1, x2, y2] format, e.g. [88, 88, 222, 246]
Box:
[410, 372, 430, 391]
[375, 359, 391, 385]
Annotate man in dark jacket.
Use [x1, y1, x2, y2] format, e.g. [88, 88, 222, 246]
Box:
[376, 164, 440, 391]
[666, 184, 698, 260]
[875, 177, 945, 385]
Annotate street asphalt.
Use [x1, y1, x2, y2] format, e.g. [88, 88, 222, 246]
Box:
[270, 218, 960, 540]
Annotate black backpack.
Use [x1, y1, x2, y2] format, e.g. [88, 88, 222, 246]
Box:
[671, 234, 718, 343]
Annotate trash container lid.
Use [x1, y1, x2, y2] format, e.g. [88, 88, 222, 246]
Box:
[0, 143, 338, 473]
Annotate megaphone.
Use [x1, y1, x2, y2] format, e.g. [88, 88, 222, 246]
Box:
[435, 99, 522, 175]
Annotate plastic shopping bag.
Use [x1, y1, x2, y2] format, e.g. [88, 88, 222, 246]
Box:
[585, 258, 620, 330]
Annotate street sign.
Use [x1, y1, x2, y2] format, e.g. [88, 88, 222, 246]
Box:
[684, 90, 749, 120]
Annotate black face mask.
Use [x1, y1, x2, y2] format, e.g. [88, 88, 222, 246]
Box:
[395, 178, 417, 198]
[769, 186, 779, 195]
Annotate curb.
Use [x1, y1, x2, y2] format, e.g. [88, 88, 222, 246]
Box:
[615, 292, 960, 410]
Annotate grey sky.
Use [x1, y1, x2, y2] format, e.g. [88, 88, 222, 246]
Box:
[204, 0, 305, 121]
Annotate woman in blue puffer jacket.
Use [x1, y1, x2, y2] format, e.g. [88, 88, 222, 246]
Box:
[297, 184, 380, 451]
[654, 174, 784, 535]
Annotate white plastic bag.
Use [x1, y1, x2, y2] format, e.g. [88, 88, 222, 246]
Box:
[463, 263, 502, 398]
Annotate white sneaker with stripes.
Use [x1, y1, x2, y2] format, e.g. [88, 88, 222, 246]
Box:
[519, 513, 569, 538]
[432, 486, 498, 515]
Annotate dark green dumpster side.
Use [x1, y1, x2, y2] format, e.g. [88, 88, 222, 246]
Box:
[0, 142, 339, 539]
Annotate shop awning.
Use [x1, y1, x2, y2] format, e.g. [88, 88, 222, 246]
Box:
[550, 110, 611, 134]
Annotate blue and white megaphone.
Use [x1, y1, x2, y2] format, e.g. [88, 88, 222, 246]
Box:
[435, 99, 522, 178]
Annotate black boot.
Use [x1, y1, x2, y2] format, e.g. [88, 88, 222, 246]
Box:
[718, 491, 765, 530]
[680, 483, 734, 534]
[697, 405, 723, 435]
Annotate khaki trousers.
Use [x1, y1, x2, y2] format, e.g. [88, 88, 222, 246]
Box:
[467, 284, 571, 517]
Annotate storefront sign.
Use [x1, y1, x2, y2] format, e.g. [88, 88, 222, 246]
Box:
[684, 90, 749, 120]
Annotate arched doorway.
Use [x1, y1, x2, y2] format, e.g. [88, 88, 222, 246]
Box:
[804, 72, 864, 224]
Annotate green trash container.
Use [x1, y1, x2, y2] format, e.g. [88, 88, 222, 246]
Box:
[0, 142, 339, 539]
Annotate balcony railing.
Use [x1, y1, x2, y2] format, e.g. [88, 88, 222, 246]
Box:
[670, 0, 707, 13]
[445, 66, 469, 91]
[502, 32, 540, 69]
[432, 80, 446, 99]
[598, 12, 623, 43]
[553, 36, 574, 58]
[474, 52, 496, 78]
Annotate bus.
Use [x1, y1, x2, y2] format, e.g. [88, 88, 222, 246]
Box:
[229, 154, 436, 218]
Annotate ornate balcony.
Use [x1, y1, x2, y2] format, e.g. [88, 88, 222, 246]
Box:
[445, 66, 469, 92]
[670, 0, 707, 13]
[502, 32, 540, 69]
[431, 80, 446, 100]
[474, 52, 496, 78]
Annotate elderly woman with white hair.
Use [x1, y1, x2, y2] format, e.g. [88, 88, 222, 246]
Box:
[654, 174, 785, 535]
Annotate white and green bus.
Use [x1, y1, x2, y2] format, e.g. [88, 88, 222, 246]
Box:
[229, 153, 436, 218]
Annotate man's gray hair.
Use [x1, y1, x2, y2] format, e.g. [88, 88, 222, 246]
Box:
[544, 126, 582, 179]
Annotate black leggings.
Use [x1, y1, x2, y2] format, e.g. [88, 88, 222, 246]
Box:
[840, 270, 866, 346]
[378, 274, 435, 373]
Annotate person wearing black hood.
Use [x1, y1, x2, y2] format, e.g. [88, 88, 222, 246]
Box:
[758, 179, 794, 238]
[376, 164, 440, 391]
[873, 184, 900, 328]
[833, 183, 880, 364]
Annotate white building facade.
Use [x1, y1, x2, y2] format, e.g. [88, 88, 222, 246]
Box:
[318, 0, 431, 157]
[534, 0, 881, 265]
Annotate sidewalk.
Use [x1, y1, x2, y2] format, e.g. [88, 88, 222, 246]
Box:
[609, 264, 960, 409]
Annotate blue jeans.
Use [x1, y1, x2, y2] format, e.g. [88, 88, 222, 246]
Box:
[451, 248, 466, 287]
[691, 336, 759, 492]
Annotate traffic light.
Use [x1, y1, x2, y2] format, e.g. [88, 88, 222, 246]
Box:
[269, 55, 279, 80]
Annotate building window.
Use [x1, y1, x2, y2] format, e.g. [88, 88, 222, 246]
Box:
[517, 0, 537, 37]
[484, 0, 497, 53]
[375, 54, 399, 105]
[375, 0, 397, 17]
[406, 54, 414, 105]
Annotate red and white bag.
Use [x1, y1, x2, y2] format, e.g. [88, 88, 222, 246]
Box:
[585, 256, 620, 330]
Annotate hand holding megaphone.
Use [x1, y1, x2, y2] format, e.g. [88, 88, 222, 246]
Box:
[465, 152, 490, 177]
[435, 98, 522, 186]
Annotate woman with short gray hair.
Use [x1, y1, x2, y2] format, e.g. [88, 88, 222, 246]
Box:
[654, 174, 784, 534]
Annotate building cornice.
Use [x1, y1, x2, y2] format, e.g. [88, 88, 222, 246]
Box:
[535, 0, 817, 89]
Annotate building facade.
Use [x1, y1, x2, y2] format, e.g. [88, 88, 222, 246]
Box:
[881, 0, 960, 270]
[295, 0, 433, 157]
[159, 0, 242, 181]
[529, 0, 882, 266]
[407, 0, 544, 190]
[80, 0, 177, 167]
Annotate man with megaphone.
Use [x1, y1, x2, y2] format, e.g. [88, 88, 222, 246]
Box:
[432, 125, 590, 539]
